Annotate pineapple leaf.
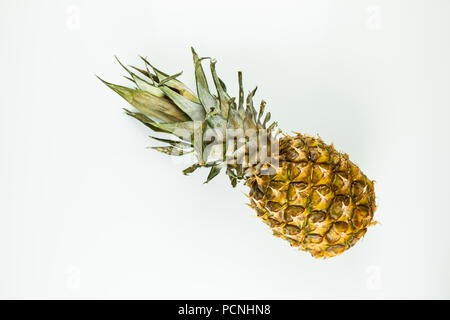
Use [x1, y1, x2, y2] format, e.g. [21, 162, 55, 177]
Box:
[123, 75, 134, 83]
[227, 97, 237, 112]
[129, 65, 158, 83]
[226, 108, 244, 130]
[147, 146, 192, 156]
[204, 165, 221, 184]
[218, 78, 227, 92]
[98, 76, 190, 123]
[158, 86, 205, 121]
[262, 112, 271, 128]
[149, 121, 195, 141]
[247, 87, 258, 122]
[182, 163, 201, 175]
[244, 87, 258, 129]
[115, 57, 165, 97]
[257, 100, 266, 124]
[148, 136, 192, 149]
[193, 121, 206, 165]
[123, 109, 170, 133]
[226, 167, 238, 187]
[133, 76, 165, 97]
[229, 176, 237, 188]
[140, 56, 199, 103]
[267, 121, 278, 131]
[238, 71, 245, 116]
[156, 71, 183, 87]
[210, 59, 231, 119]
[191, 47, 217, 113]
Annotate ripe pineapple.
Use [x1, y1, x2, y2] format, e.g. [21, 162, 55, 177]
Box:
[98, 48, 376, 259]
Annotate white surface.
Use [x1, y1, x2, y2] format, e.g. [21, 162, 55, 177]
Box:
[1, 0, 450, 299]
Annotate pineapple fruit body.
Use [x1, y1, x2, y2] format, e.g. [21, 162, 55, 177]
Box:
[100, 48, 376, 259]
[248, 134, 376, 258]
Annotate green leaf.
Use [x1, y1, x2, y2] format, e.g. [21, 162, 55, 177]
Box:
[98, 76, 190, 123]
[192, 121, 206, 164]
[156, 71, 183, 86]
[191, 47, 217, 113]
[158, 86, 205, 121]
[267, 121, 278, 131]
[123, 109, 170, 133]
[229, 176, 237, 188]
[140, 56, 199, 103]
[115, 56, 164, 96]
[204, 165, 221, 184]
[244, 110, 257, 131]
[262, 112, 271, 128]
[133, 76, 166, 97]
[150, 121, 195, 140]
[147, 146, 192, 156]
[238, 71, 245, 117]
[226, 167, 238, 187]
[148, 136, 192, 149]
[244, 87, 258, 129]
[218, 78, 227, 92]
[130, 65, 159, 83]
[257, 100, 266, 125]
[226, 108, 244, 130]
[182, 163, 201, 175]
[246, 87, 258, 121]
[210, 59, 231, 119]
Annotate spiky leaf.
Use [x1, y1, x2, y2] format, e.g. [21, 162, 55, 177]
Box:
[182, 163, 201, 175]
[149, 136, 192, 149]
[191, 47, 217, 113]
[159, 86, 205, 121]
[140, 56, 199, 103]
[148, 146, 192, 156]
[210, 59, 231, 118]
[204, 165, 221, 184]
[99, 77, 189, 122]
[123, 109, 170, 133]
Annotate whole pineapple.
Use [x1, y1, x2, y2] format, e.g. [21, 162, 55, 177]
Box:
[99, 48, 376, 259]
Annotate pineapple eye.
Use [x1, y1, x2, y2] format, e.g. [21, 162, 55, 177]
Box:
[334, 221, 349, 233]
[266, 201, 282, 212]
[284, 148, 299, 161]
[264, 218, 281, 228]
[329, 195, 351, 220]
[351, 181, 366, 201]
[304, 233, 323, 244]
[308, 148, 319, 162]
[308, 211, 327, 224]
[255, 207, 266, 217]
[332, 172, 350, 194]
[311, 164, 332, 185]
[326, 244, 346, 255]
[287, 238, 300, 247]
[284, 206, 304, 217]
[269, 180, 287, 190]
[325, 229, 341, 244]
[250, 187, 264, 201]
[351, 209, 365, 229]
[284, 225, 301, 235]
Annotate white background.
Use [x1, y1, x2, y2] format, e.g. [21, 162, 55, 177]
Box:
[1, 0, 450, 299]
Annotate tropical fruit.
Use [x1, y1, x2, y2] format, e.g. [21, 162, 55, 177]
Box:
[99, 48, 376, 258]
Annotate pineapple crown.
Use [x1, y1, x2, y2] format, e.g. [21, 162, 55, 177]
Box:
[98, 48, 279, 186]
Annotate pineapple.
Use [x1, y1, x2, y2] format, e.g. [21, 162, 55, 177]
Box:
[98, 48, 376, 259]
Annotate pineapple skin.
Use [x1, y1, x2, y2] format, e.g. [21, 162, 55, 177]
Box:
[247, 133, 376, 258]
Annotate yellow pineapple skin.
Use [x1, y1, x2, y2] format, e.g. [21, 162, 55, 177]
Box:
[247, 133, 376, 258]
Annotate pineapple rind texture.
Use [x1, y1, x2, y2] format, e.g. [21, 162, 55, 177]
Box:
[247, 133, 376, 259]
